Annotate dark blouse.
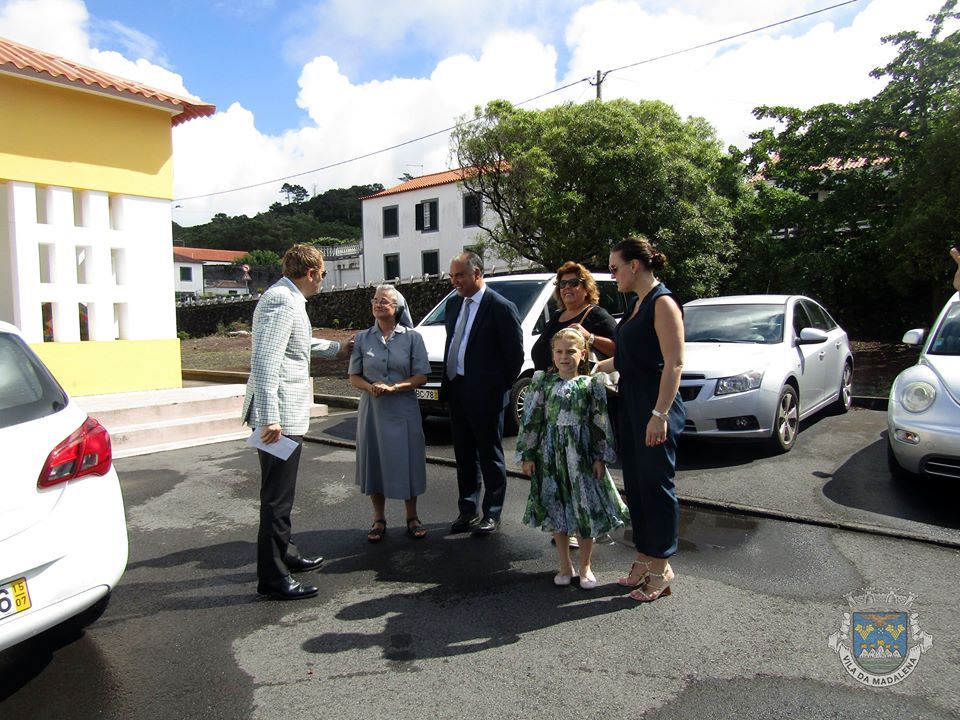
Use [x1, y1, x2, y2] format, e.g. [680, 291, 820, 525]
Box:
[531, 303, 618, 371]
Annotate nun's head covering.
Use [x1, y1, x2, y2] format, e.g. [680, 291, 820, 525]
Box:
[376, 284, 414, 328]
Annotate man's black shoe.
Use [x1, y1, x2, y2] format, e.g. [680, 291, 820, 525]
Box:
[286, 555, 324, 573]
[256, 575, 319, 600]
[450, 513, 481, 533]
[472, 516, 500, 536]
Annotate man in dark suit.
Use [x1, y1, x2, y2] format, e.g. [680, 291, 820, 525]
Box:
[442, 252, 524, 535]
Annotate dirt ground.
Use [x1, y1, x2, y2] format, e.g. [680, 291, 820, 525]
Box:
[181, 332, 918, 398]
[180, 328, 359, 396]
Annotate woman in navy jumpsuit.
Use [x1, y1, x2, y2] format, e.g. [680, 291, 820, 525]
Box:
[596, 236, 685, 602]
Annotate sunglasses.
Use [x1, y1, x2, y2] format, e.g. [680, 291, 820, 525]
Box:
[554, 279, 582, 289]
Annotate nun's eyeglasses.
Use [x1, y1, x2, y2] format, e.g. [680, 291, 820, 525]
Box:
[371, 299, 396, 307]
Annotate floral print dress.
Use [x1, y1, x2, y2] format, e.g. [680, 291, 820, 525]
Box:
[516, 371, 629, 538]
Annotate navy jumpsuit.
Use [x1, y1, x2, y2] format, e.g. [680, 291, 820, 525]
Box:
[614, 283, 685, 558]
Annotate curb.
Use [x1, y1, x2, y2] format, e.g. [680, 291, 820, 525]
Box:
[304, 406, 960, 551]
[182, 369, 362, 409]
[183, 368, 891, 414]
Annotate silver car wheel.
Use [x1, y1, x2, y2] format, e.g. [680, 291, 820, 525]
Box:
[770, 385, 799, 453]
[836, 362, 853, 413]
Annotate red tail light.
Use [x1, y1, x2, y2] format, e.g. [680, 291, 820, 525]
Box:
[38, 417, 113, 488]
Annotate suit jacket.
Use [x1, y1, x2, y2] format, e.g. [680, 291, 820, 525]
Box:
[441, 286, 524, 415]
[241, 277, 339, 435]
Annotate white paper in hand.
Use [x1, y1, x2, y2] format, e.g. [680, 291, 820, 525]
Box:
[246, 429, 298, 461]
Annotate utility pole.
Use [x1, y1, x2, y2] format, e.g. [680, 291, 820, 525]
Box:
[589, 70, 607, 100]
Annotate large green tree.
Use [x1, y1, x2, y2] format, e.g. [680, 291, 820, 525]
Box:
[741, 0, 960, 322]
[452, 98, 749, 298]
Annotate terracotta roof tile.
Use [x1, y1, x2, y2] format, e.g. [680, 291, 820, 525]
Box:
[0, 35, 215, 126]
[362, 168, 478, 200]
[174, 247, 248, 263]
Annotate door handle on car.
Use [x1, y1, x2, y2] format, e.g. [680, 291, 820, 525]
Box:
[819, 351, 825, 360]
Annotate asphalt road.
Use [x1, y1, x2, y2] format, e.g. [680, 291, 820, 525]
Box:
[2, 410, 959, 719]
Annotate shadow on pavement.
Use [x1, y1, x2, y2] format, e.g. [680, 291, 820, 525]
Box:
[822, 434, 960, 530]
[300, 530, 630, 662]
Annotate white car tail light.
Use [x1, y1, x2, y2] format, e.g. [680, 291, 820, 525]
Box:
[37, 417, 113, 488]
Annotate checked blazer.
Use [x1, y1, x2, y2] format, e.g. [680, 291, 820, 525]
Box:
[242, 277, 339, 435]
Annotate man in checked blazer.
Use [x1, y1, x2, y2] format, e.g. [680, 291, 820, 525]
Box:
[442, 251, 523, 535]
[242, 244, 347, 600]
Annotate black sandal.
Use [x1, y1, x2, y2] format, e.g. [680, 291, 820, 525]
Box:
[406, 517, 427, 539]
[367, 519, 386, 543]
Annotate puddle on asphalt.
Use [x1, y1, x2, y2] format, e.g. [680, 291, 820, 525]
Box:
[609, 506, 759, 554]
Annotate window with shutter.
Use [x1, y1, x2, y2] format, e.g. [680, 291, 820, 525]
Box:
[422, 250, 439, 276]
[415, 200, 439, 232]
[383, 206, 399, 237]
[463, 193, 481, 227]
[384, 253, 400, 281]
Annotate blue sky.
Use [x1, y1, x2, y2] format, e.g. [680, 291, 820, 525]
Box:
[0, 0, 947, 224]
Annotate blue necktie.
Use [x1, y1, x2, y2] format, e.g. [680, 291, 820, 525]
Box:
[446, 297, 472, 380]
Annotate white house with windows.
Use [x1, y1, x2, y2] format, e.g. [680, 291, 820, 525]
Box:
[172, 247, 249, 297]
[360, 169, 509, 284]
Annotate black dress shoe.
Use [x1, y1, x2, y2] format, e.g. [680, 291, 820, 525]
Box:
[472, 516, 500, 535]
[256, 575, 319, 600]
[450, 513, 481, 533]
[286, 555, 324, 573]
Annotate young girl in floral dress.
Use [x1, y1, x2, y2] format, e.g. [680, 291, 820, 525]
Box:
[516, 328, 628, 589]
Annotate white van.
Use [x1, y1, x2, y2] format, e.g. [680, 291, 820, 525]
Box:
[414, 272, 627, 434]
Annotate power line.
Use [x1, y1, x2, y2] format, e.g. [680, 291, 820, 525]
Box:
[602, 0, 862, 78]
[174, 0, 861, 203]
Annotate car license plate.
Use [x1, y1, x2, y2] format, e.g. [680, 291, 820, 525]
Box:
[416, 388, 439, 401]
[0, 577, 31, 619]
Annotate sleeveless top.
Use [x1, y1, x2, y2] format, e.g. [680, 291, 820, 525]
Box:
[614, 283, 679, 385]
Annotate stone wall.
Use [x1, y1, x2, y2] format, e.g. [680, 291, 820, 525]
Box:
[176, 276, 454, 336]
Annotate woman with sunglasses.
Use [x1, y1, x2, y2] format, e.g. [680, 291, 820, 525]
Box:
[530, 262, 617, 372]
[595, 235, 684, 603]
[349, 284, 431, 542]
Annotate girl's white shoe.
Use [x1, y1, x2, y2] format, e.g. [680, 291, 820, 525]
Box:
[579, 571, 598, 590]
[554, 571, 579, 586]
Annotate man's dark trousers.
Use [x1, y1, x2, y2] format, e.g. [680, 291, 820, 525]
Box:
[256, 435, 306, 585]
[446, 376, 507, 519]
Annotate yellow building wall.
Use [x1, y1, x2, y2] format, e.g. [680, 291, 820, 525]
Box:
[30, 339, 183, 396]
[0, 74, 174, 198]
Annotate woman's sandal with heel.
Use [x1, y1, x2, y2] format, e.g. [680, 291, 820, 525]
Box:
[629, 564, 674, 603]
[617, 560, 652, 587]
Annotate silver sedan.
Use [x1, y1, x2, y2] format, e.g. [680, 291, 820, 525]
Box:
[887, 292, 960, 480]
[680, 295, 853, 453]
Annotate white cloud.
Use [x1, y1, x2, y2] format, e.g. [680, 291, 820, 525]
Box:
[562, 0, 947, 148]
[173, 31, 559, 222]
[284, 0, 581, 75]
[1, 0, 952, 226]
[0, 0, 190, 96]
[0, 0, 90, 58]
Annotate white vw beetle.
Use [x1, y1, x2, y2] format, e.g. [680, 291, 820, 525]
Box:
[887, 291, 960, 480]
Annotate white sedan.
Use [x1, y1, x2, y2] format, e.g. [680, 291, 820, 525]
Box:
[887, 291, 960, 480]
[0, 321, 127, 651]
[680, 295, 853, 453]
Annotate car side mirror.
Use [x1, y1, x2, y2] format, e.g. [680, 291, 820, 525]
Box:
[901, 328, 926, 346]
[796, 327, 829, 345]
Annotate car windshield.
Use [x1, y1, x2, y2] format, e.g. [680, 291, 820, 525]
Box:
[684, 303, 785, 344]
[0, 333, 68, 429]
[927, 302, 960, 356]
[419, 279, 547, 325]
